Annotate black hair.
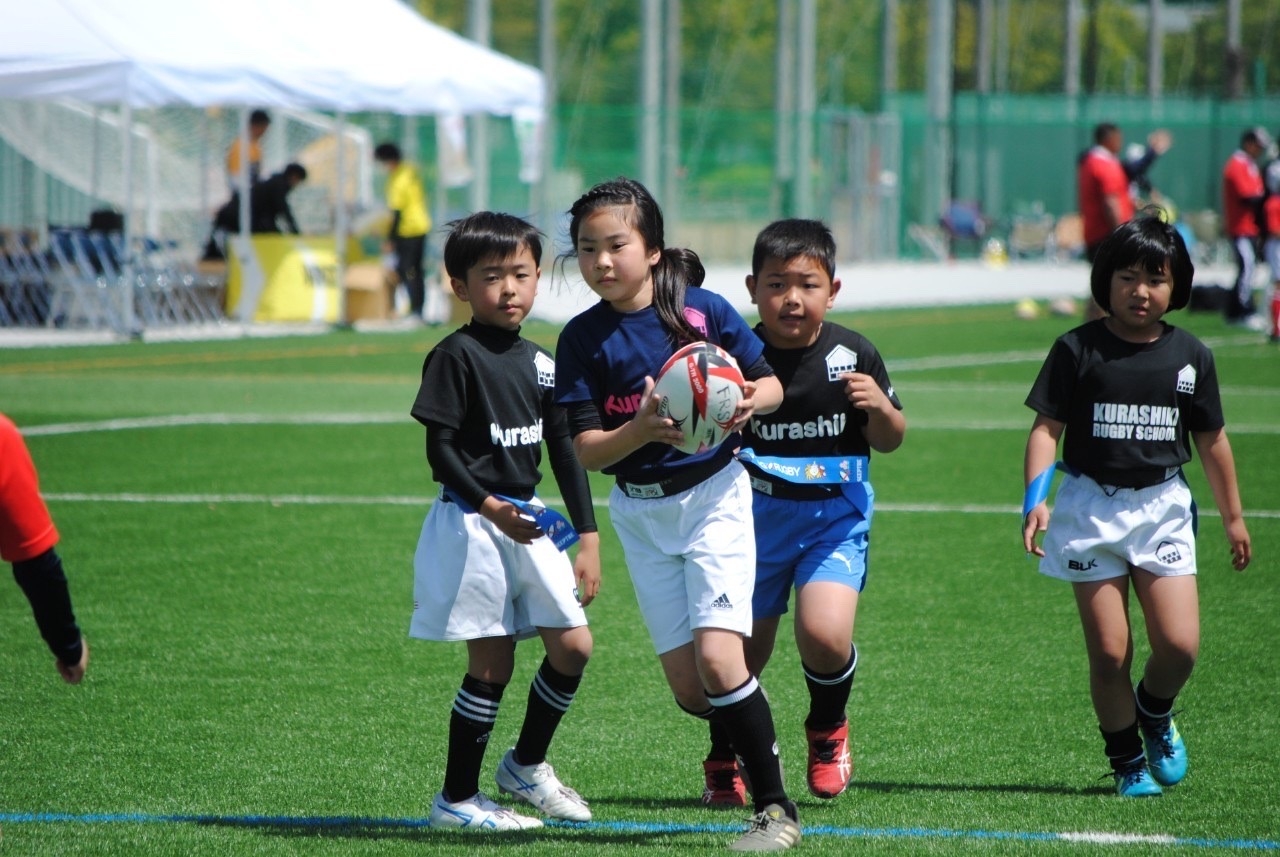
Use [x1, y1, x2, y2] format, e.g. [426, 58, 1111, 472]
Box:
[249, 109, 271, 127]
[374, 142, 402, 163]
[751, 218, 836, 280]
[283, 162, 307, 182]
[443, 211, 543, 281]
[562, 177, 705, 344]
[1093, 122, 1118, 145]
[1089, 210, 1194, 313]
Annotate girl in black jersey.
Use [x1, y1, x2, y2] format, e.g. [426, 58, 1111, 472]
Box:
[1023, 214, 1251, 798]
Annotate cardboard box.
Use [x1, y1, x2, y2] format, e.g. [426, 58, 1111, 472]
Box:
[343, 262, 392, 322]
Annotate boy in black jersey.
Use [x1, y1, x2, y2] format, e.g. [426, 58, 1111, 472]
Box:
[409, 212, 601, 830]
[702, 219, 905, 804]
[1023, 214, 1251, 798]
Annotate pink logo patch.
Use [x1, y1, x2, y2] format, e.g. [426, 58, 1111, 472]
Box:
[682, 307, 708, 336]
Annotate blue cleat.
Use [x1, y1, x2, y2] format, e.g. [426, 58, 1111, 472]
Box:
[1114, 758, 1163, 797]
[1141, 717, 1188, 787]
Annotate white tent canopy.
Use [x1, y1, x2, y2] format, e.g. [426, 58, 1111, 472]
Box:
[0, 0, 544, 115]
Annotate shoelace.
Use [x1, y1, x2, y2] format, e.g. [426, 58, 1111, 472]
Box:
[1144, 715, 1178, 759]
[812, 739, 838, 763]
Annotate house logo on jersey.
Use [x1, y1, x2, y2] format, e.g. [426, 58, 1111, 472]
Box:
[534, 351, 555, 388]
[1156, 540, 1182, 565]
[1090, 402, 1180, 441]
[825, 345, 857, 381]
[1176, 365, 1196, 395]
[682, 306, 709, 337]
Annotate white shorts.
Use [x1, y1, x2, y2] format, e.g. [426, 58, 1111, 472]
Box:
[409, 496, 587, 642]
[1039, 472, 1197, 583]
[609, 461, 755, 655]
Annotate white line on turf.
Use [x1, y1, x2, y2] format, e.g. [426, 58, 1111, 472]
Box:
[40, 493, 1280, 520]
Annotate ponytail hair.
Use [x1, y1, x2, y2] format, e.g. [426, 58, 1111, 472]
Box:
[564, 177, 705, 344]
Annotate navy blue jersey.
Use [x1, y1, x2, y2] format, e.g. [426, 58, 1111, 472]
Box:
[744, 322, 901, 458]
[555, 288, 769, 481]
[1026, 320, 1224, 483]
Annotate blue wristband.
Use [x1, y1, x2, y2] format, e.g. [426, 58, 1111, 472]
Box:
[1022, 462, 1063, 520]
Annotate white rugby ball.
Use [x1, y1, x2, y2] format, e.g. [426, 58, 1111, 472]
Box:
[652, 341, 746, 455]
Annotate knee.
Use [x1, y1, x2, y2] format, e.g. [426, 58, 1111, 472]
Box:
[1087, 644, 1133, 680]
[546, 628, 593, 676]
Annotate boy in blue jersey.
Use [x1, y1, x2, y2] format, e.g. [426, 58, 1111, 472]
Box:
[703, 219, 905, 804]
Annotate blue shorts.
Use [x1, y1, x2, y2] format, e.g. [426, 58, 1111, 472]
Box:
[752, 482, 873, 619]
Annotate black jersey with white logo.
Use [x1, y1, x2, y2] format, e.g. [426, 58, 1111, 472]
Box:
[411, 322, 562, 492]
[1026, 320, 1224, 482]
[744, 322, 902, 457]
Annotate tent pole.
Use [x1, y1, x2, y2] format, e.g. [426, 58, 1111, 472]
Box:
[121, 100, 136, 335]
[334, 112, 349, 327]
[238, 108, 251, 244]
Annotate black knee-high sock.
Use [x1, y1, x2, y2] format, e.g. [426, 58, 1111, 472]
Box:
[707, 716, 735, 762]
[803, 643, 857, 730]
[514, 657, 582, 766]
[709, 677, 793, 815]
[1134, 680, 1175, 727]
[1100, 721, 1144, 772]
[443, 674, 504, 802]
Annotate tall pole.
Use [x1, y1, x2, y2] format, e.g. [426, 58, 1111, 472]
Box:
[1064, 0, 1082, 99]
[662, 0, 681, 224]
[976, 0, 993, 94]
[640, 0, 662, 191]
[1147, 0, 1163, 101]
[923, 0, 953, 226]
[539, 0, 557, 237]
[467, 0, 491, 213]
[881, 0, 898, 103]
[1224, 0, 1243, 99]
[775, 0, 795, 216]
[795, 0, 816, 217]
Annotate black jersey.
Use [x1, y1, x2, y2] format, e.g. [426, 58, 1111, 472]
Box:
[1025, 320, 1224, 487]
[411, 322, 562, 494]
[744, 322, 902, 458]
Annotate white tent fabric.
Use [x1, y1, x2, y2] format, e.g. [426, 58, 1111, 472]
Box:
[0, 0, 544, 115]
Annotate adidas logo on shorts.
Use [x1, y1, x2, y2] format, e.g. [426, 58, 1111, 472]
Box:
[711, 593, 733, 610]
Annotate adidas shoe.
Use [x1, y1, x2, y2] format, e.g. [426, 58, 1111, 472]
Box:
[428, 791, 543, 830]
[1141, 716, 1188, 787]
[702, 758, 748, 807]
[806, 719, 853, 799]
[729, 802, 802, 851]
[1113, 760, 1163, 798]
[495, 749, 591, 822]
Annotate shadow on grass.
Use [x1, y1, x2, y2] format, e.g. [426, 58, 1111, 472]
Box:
[847, 780, 1111, 797]
[187, 814, 744, 847]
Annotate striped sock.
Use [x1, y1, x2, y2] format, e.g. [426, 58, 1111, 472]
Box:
[514, 657, 582, 766]
[443, 674, 504, 803]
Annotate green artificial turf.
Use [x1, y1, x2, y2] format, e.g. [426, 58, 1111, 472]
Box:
[1, 304, 1276, 855]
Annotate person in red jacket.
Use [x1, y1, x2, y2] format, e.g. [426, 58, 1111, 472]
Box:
[1262, 141, 1280, 343]
[1, 413, 88, 684]
[1078, 123, 1135, 321]
[1221, 127, 1271, 329]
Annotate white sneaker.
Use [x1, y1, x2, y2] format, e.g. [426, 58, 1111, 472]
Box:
[428, 790, 543, 830]
[495, 749, 592, 821]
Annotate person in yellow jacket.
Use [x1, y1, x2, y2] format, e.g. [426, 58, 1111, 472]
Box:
[375, 142, 432, 321]
[226, 109, 272, 192]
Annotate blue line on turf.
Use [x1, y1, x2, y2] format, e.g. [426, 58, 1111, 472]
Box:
[2, 812, 1278, 849]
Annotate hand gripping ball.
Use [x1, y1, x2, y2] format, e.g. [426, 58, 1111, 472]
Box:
[652, 341, 746, 455]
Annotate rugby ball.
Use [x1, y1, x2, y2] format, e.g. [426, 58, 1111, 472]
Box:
[652, 341, 746, 455]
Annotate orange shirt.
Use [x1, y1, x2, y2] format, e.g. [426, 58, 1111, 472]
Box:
[1077, 146, 1133, 246]
[1222, 150, 1263, 238]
